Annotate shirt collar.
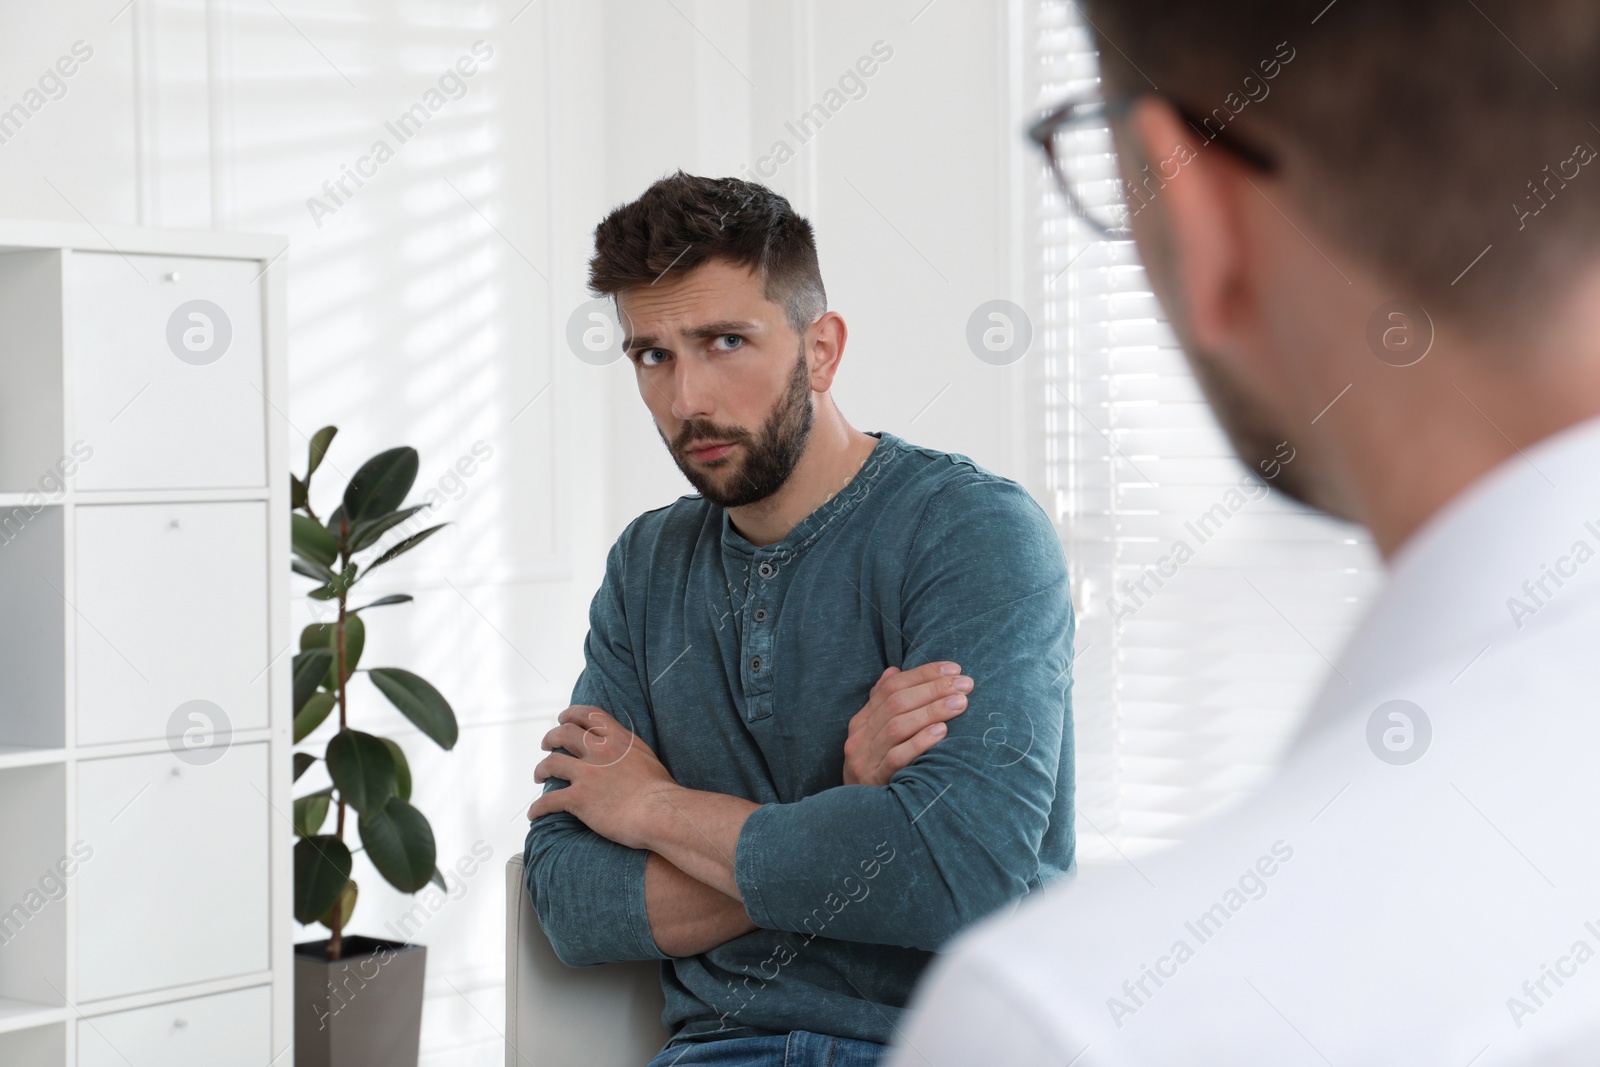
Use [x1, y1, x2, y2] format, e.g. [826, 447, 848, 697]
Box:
[1293, 412, 1600, 746]
[718, 431, 901, 558]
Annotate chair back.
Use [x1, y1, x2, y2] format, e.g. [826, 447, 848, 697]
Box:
[505, 854, 670, 1067]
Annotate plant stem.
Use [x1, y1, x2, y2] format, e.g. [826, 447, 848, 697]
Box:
[329, 521, 351, 963]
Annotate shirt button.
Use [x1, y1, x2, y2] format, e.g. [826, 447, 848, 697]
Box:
[754, 608, 768, 622]
[757, 562, 775, 578]
[751, 657, 762, 671]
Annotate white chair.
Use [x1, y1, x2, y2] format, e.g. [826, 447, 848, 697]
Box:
[505, 854, 670, 1067]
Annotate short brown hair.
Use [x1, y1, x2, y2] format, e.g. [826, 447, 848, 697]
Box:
[588, 171, 827, 333]
[1081, 0, 1600, 335]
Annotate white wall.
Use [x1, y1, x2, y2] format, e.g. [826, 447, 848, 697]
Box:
[0, 1, 1034, 1061]
[603, 0, 1043, 529]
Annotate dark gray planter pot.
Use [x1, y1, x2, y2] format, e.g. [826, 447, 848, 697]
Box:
[295, 936, 426, 1067]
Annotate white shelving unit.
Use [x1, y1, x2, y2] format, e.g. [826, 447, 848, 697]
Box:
[0, 220, 290, 1066]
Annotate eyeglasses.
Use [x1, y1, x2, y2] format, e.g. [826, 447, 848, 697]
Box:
[1026, 93, 1277, 240]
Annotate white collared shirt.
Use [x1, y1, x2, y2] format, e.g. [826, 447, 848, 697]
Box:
[888, 415, 1600, 1066]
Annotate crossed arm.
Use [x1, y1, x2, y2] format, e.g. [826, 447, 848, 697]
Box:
[524, 479, 1073, 965]
[526, 662, 975, 956]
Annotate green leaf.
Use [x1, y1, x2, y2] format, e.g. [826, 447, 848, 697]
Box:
[318, 878, 358, 931]
[294, 835, 352, 925]
[430, 867, 448, 892]
[364, 523, 448, 575]
[381, 737, 411, 802]
[326, 729, 397, 817]
[293, 692, 336, 743]
[293, 788, 332, 836]
[292, 513, 339, 568]
[292, 557, 338, 586]
[368, 668, 458, 750]
[293, 752, 317, 781]
[359, 797, 437, 894]
[348, 505, 429, 554]
[325, 504, 349, 548]
[307, 425, 338, 479]
[292, 650, 334, 713]
[304, 563, 357, 601]
[336, 614, 365, 683]
[290, 473, 308, 512]
[305, 615, 365, 689]
[352, 594, 414, 614]
[342, 447, 419, 526]
[299, 622, 333, 652]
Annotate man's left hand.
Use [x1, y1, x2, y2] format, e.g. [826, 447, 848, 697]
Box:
[527, 704, 680, 850]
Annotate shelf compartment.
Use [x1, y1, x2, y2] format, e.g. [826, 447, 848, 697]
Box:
[0, 249, 65, 497]
[0, 764, 67, 1015]
[76, 744, 269, 1002]
[76, 985, 269, 1067]
[67, 251, 267, 491]
[0, 1019, 65, 1067]
[0, 506, 64, 751]
[74, 501, 269, 747]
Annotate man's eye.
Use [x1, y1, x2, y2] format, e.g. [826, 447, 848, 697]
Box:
[638, 349, 668, 366]
[714, 334, 744, 351]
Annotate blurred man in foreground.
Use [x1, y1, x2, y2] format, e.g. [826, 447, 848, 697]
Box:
[892, 1, 1600, 1063]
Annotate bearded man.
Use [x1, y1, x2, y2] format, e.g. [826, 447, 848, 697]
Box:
[523, 171, 1075, 1067]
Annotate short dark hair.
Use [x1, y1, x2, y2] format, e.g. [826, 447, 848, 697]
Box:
[1080, 0, 1600, 335]
[588, 171, 827, 334]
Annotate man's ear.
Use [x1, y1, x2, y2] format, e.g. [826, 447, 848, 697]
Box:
[806, 311, 848, 392]
[1123, 97, 1249, 354]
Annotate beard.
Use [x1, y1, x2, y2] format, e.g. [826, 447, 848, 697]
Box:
[659, 344, 815, 509]
[1182, 340, 1324, 512]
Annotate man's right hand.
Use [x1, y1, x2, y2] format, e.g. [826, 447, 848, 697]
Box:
[843, 662, 973, 786]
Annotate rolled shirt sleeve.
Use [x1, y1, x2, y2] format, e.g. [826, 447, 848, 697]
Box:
[733, 477, 1074, 951]
[522, 537, 673, 967]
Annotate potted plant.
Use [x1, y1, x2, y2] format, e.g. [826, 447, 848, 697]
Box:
[288, 426, 459, 1067]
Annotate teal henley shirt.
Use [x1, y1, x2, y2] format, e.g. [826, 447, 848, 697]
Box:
[523, 430, 1075, 1049]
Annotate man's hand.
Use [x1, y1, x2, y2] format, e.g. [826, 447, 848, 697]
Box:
[529, 705, 757, 900]
[528, 705, 679, 850]
[843, 662, 973, 786]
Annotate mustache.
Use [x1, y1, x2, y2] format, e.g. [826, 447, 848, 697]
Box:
[673, 422, 753, 451]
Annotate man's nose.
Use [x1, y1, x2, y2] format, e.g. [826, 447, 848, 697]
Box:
[670, 360, 714, 422]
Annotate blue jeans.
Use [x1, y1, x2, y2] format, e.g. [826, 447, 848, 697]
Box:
[645, 1030, 888, 1067]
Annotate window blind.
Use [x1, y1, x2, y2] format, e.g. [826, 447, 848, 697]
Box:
[1029, 3, 1384, 863]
